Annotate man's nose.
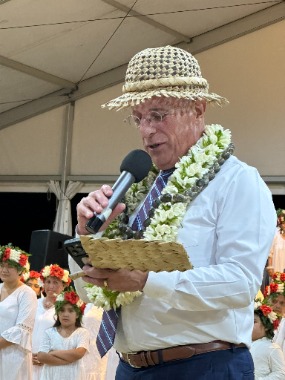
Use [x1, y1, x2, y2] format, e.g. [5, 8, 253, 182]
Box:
[139, 120, 156, 136]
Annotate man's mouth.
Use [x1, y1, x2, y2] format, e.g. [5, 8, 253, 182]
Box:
[148, 143, 162, 149]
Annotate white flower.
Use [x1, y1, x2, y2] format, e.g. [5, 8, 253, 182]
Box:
[268, 311, 278, 323]
[209, 133, 218, 144]
[204, 144, 221, 157]
[154, 224, 173, 235]
[254, 300, 262, 309]
[220, 132, 231, 146]
[85, 284, 142, 311]
[77, 299, 84, 308]
[62, 270, 69, 283]
[162, 183, 178, 195]
[184, 163, 203, 178]
[10, 249, 21, 263]
[41, 267, 50, 278]
[116, 291, 142, 307]
[24, 262, 30, 273]
[154, 208, 172, 224]
[22, 272, 29, 282]
[180, 177, 197, 187]
[56, 294, 64, 302]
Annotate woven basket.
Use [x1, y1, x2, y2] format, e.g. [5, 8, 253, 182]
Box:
[80, 235, 192, 272]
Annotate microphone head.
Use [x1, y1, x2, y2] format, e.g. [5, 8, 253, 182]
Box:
[120, 149, 152, 183]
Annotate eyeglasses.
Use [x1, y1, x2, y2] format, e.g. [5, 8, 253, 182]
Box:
[124, 110, 169, 128]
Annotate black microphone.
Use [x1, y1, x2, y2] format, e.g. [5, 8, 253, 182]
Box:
[85, 149, 152, 234]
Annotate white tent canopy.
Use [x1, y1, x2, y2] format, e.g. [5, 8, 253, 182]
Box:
[0, 0, 284, 204]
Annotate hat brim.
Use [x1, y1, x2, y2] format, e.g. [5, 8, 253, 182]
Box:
[102, 88, 229, 110]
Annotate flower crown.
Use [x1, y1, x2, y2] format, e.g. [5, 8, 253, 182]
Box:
[55, 289, 86, 316]
[0, 244, 30, 273]
[264, 272, 285, 297]
[40, 264, 71, 285]
[277, 209, 285, 234]
[21, 270, 43, 287]
[254, 299, 281, 338]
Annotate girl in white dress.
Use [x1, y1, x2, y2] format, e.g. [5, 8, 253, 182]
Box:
[38, 288, 89, 380]
[69, 258, 120, 379]
[250, 299, 285, 379]
[32, 264, 71, 380]
[0, 244, 37, 380]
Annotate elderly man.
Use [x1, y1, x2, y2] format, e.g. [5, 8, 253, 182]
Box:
[75, 46, 276, 379]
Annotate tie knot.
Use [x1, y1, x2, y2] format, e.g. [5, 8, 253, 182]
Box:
[154, 168, 174, 191]
[160, 168, 175, 179]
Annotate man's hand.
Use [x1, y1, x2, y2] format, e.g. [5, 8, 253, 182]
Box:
[76, 184, 125, 235]
[82, 265, 148, 292]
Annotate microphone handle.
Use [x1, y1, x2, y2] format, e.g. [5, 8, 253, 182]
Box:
[85, 171, 135, 234]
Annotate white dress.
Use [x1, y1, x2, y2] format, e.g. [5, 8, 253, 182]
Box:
[82, 303, 108, 380]
[32, 298, 56, 380]
[69, 259, 120, 379]
[270, 231, 285, 273]
[39, 326, 90, 380]
[0, 283, 37, 380]
[273, 318, 285, 357]
[250, 337, 285, 379]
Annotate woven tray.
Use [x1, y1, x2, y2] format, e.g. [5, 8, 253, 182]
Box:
[80, 235, 192, 272]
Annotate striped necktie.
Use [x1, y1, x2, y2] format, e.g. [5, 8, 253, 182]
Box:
[132, 169, 174, 231]
[96, 308, 120, 357]
[96, 169, 173, 357]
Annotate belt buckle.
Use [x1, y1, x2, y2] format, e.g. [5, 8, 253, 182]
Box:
[125, 353, 141, 369]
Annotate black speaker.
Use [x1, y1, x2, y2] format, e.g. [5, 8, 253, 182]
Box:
[29, 229, 72, 272]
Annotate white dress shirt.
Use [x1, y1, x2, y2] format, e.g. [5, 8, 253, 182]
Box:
[114, 156, 276, 353]
[250, 337, 285, 379]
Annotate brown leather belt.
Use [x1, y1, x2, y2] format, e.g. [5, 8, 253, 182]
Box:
[120, 340, 246, 368]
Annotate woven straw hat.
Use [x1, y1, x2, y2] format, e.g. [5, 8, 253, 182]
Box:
[102, 45, 228, 110]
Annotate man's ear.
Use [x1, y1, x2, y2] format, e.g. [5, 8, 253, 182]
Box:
[194, 100, 206, 118]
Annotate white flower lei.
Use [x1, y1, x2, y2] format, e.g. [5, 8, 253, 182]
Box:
[85, 283, 141, 311]
[143, 124, 231, 241]
[86, 124, 233, 310]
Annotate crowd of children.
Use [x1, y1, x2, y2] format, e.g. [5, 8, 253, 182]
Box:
[0, 244, 112, 380]
[1, 208, 285, 379]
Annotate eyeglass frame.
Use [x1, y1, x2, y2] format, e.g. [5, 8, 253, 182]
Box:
[124, 110, 170, 128]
